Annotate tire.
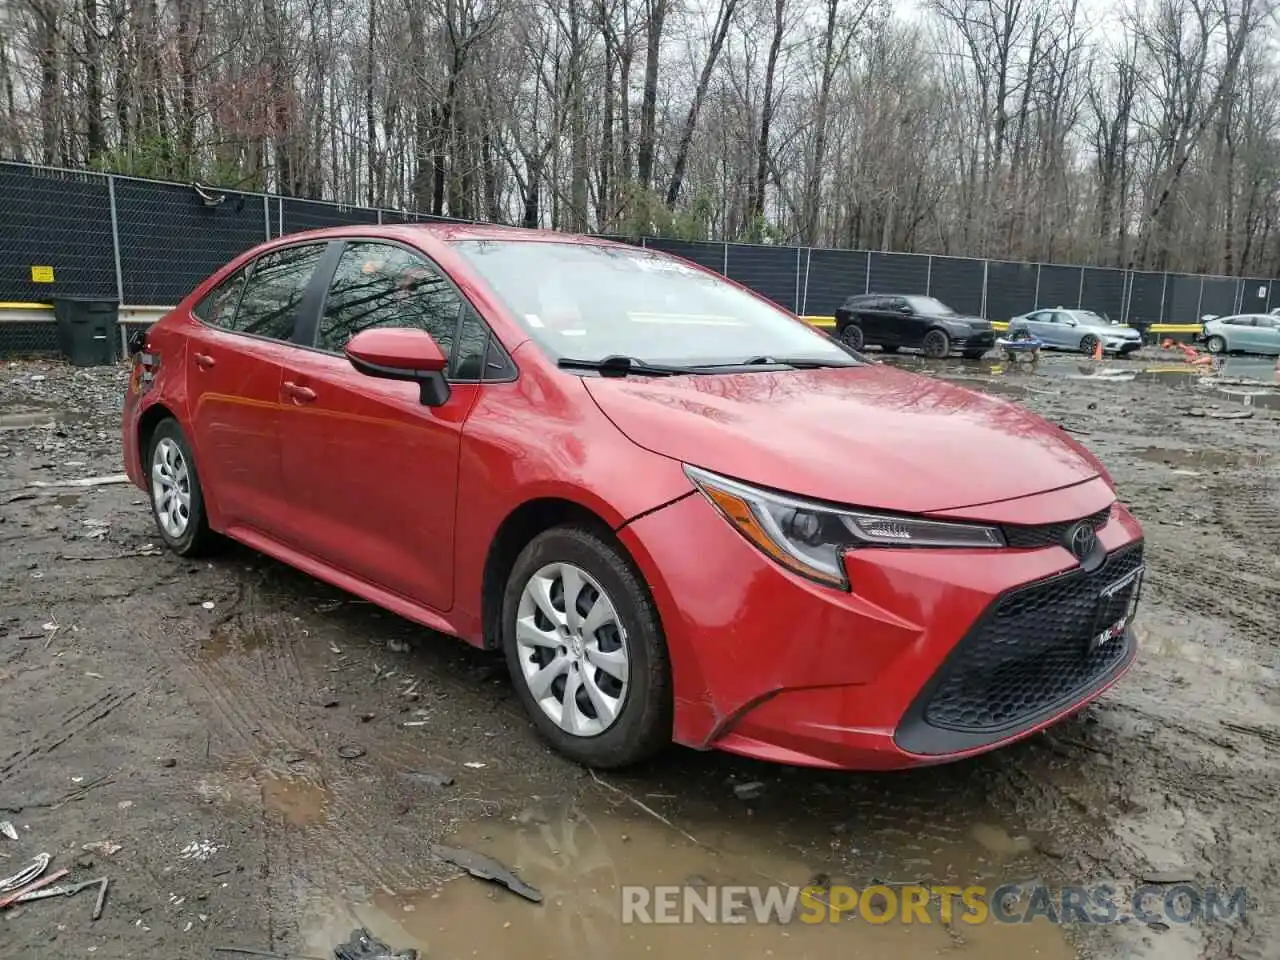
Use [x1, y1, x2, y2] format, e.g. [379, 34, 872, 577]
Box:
[1206, 335, 1226, 354]
[922, 329, 950, 359]
[145, 418, 221, 557]
[1079, 334, 1101, 356]
[501, 525, 672, 769]
[880, 345, 900, 354]
[839, 324, 865, 351]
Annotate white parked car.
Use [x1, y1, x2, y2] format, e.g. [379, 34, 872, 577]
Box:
[1007, 308, 1143, 356]
[1199, 314, 1280, 355]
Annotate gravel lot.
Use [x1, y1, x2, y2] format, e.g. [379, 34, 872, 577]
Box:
[1, 348, 1278, 960]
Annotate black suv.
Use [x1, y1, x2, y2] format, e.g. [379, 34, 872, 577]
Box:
[834, 294, 995, 359]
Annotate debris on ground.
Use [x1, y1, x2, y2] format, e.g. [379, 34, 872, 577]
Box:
[462, 761, 485, 769]
[398, 770, 455, 788]
[732, 781, 766, 801]
[0, 820, 17, 840]
[0, 867, 70, 909]
[81, 841, 122, 857]
[1, 854, 52, 893]
[337, 744, 366, 760]
[10, 875, 109, 919]
[333, 927, 419, 960]
[26, 474, 131, 488]
[429, 844, 543, 903]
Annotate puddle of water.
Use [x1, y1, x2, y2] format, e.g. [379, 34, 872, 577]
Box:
[301, 800, 1074, 959]
[1132, 446, 1243, 470]
[261, 773, 330, 828]
[200, 624, 276, 661]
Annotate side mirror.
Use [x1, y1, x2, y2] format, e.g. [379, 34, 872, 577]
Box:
[345, 328, 451, 406]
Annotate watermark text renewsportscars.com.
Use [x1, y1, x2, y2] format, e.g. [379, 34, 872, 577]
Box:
[621, 883, 1247, 926]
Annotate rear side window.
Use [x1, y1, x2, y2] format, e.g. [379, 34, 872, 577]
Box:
[192, 268, 248, 328]
[319, 242, 462, 357]
[233, 244, 327, 341]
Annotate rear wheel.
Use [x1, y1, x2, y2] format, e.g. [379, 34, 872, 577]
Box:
[1206, 335, 1226, 354]
[922, 329, 950, 359]
[1079, 334, 1101, 356]
[146, 418, 221, 557]
[502, 525, 672, 769]
[839, 324, 865, 351]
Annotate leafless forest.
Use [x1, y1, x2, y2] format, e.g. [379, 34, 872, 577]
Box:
[1, 0, 1279, 275]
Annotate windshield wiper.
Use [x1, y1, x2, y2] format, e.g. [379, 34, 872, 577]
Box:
[708, 356, 860, 369]
[557, 355, 697, 377]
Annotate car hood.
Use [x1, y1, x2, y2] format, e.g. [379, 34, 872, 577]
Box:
[582, 364, 1102, 514]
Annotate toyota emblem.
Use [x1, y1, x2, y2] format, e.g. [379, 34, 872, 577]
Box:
[1066, 521, 1097, 561]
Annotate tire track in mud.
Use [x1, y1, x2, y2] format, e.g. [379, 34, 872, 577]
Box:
[0, 681, 144, 785]
[146, 583, 446, 950]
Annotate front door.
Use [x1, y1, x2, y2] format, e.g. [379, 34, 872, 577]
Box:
[277, 240, 488, 612]
[185, 242, 329, 534]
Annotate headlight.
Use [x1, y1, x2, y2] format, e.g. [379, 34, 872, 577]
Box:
[683, 465, 1006, 590]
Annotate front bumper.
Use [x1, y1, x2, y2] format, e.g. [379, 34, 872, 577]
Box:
[1104, 337, 1143, 354]
[956, 330, 997, 350]
[619, 486, 1143, 770]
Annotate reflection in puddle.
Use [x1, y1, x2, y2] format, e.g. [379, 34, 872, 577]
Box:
[301, 800, 1074, 959]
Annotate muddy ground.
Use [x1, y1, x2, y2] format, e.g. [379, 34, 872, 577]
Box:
[1, 347, 1278, 960]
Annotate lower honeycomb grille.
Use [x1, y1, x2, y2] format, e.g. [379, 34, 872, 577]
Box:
[920, 543, 1144, 733]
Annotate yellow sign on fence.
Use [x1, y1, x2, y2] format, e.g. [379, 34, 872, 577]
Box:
[30, 265, 54, 283]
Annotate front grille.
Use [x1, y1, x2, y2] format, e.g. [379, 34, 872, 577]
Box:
[1002, 506, 1111, 549]
[919, 542, 1144, 734]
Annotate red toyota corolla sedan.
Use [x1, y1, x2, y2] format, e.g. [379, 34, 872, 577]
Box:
[122, 224, 1144, 771]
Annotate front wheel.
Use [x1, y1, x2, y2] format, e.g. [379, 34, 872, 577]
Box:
[839, 324, 865, 351]
[922, 329, 950, 359]
[502, 525, 672, 769]
[146, 418, 222, 557]
[1205, 335, 1226, 354]
[1080, 334, 1101, 356]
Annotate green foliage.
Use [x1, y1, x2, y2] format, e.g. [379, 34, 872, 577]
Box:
[612, 181, 716, 241]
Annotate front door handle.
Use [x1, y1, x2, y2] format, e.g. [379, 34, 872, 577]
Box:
[283, 380, 317, 403]
[194, 353, 216, 369]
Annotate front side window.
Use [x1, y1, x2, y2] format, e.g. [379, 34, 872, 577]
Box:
[449, 240, 859, 368]
[319, 242, 462, 357]
[233, 243, 327, 341]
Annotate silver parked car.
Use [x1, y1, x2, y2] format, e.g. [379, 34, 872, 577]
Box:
[1007, 308, 1143, 355]
[1200, 314, 1280, 355]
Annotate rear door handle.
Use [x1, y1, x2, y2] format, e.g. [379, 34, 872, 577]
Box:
[283, 380, 317, 403]
[194, 353, 216, 369]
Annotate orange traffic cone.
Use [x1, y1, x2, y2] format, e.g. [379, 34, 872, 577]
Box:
[1092, 339, 1103, 361]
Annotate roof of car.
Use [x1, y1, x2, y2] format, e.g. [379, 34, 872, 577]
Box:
[267, 221, 618, 247]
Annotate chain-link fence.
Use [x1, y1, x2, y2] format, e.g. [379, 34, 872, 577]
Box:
[2, 159, 1276, 347]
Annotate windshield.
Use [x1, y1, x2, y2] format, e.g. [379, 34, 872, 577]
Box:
[905, 295, 955, 316]
[449, 240, 858, 368]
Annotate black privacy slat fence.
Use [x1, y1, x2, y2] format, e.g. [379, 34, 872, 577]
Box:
[2, 160, 1277, 324]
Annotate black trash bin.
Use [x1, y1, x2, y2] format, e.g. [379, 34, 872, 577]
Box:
[53, 298, 120, 367]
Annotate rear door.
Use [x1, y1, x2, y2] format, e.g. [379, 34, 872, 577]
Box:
[859, 296, 891, 344]
[277, 239, 495, 611]
[1256, 316, 1280, 354]
[185, 242, 330, 534]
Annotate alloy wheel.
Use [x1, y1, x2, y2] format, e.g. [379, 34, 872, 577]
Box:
[515, 562, 630, 737]
[151, 437, 191, 538]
